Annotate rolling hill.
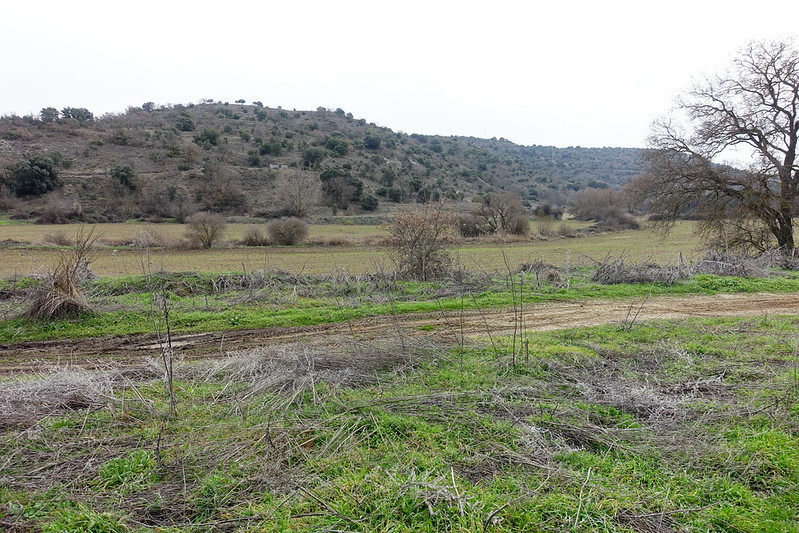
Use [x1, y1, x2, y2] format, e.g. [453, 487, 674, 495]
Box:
[0, 101, 646, 222]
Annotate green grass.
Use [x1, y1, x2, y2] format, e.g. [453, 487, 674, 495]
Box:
[2, 316, 798, 531]
[2, 271, 799, 343]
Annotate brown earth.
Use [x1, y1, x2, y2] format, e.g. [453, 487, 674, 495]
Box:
[1, 292, 797, 374]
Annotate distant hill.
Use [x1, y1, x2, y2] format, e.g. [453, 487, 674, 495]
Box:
[0, 101, 646, 222]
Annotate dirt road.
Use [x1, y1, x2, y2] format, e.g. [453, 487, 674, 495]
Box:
[1, 292, 797, 373]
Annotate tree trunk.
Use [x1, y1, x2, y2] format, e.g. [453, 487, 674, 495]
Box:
[775, 211, 795, 250]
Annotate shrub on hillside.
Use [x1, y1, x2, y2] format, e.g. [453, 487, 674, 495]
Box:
[267, 218, 309, 245]
[7, 156, 62, 197]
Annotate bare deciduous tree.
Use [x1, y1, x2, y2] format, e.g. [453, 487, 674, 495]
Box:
[184, 212, 226, 248]
[275, 170, 320, 217]
[640, 39, 799, 252]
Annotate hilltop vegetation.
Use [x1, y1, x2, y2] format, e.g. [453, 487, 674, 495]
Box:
[0, 101, 644, 223]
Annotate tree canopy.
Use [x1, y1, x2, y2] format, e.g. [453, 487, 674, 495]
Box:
[640, 39, 799, 252]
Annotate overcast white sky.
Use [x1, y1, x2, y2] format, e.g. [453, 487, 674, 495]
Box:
[2, 0, 796, 148]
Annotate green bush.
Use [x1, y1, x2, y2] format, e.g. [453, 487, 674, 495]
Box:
[175, 113, 195, 132]
[110, 165, 136, 191]
[361, 194, 379, 211]
[7, 155, 62, 196]
[193, 128, 220, 148]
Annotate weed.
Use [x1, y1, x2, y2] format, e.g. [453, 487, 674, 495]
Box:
[97, 450, 158, 492]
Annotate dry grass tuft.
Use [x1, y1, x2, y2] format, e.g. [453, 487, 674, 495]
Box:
[26, 227, 99, 319]
[204, 339, 421, 403]
[0, 369, 120, 429]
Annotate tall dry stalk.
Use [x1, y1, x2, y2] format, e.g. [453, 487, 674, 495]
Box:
[26, 226, 99, 320]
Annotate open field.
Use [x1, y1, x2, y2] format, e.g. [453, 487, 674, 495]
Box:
[0, 221, 701, 278]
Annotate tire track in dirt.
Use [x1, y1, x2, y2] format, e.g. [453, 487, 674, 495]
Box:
[1, 292, 797, 373]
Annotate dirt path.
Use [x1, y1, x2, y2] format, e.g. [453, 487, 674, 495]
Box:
[1, 292, 797, 373]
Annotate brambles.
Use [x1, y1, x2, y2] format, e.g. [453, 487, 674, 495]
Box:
[267, 217, 309, 245]
[387, 203, 458, 280]
[184, 212, 226, 248]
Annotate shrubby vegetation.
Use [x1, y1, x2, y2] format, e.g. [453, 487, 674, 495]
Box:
[267, 217, 309, 245]
[6, 155, 62, 196]
[184, 211, 226, 248]
[387, 203, 458, 280]
[0, 98, 649, 223]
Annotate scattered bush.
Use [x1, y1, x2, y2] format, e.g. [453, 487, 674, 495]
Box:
[193, 128, 220, 149]
[267, 218, 309, 245]
[175, 113, 195, 132]
[302, 147, 325, 168]
[184, 212, 226, 248]
[60, 107, 94, 123]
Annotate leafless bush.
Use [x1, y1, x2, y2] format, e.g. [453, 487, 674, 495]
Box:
[27, 227, 98, 319]
[131, 228, 168, 248]
[42, 231, 73, 246]
[459, 192, 529, 237]
[240, 227, 270, 246]
[387, 203, 458, 281]
[36, 194, 82, 225]
[184, 211, 226, 248]
[557, 223, 578, 237]
[592, 254, 687, 285]
[305, 235, 355, 246]
[267, 217, 309, 245]
[758, 248, 799, 270]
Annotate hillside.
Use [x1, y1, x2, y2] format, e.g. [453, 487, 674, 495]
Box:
[0, 102, 646, 222]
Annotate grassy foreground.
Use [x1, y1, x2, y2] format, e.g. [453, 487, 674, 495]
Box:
[1, 316, 798, 531]
[2, 270, 799, 343]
